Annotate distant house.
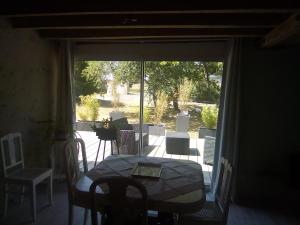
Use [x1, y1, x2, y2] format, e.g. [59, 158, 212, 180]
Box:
[106, 74, 128, 95]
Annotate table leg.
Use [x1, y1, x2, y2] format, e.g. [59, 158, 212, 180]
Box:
[94, 140, 101, 168]
[110, 140, 113, 155]
[102, 140, 106, 160]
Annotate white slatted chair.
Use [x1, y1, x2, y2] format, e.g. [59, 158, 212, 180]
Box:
[0, 132, 53, 222]
[178, 157, 232, 225]
[64, 138, 89, 225]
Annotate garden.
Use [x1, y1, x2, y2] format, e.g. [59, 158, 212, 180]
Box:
[75, 61, 222, 138]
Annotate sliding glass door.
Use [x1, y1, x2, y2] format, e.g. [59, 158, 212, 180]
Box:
[74, 59, 223, 189]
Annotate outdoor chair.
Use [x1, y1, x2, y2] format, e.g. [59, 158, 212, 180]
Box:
[109, 111, 125, 121]
[178, 157, 233, 225]
[63, 138, 89, 225]
[110, 118, 149, 155]
[203, 136, 216, 165]
[176, 113, 190, 132]
[0, 132, 53, 222]
[89, 176, 148, 225]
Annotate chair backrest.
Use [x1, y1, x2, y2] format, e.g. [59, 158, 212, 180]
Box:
[109, 111, 125, 121]
[131, 124, 149, 134]
[111, 117, 133, 130]
[176, 114, 190, 132]
[90, 176, 148, 225]
[215, 157, 233, 222]
[63, 138, 88, 201]
[0, 133, 24, 176]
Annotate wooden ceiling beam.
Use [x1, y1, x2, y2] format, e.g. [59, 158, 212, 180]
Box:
[10, 13, 289, 29]
[263, 12, 300, 47]
[5, 9, 299, 17]
[1, 1, 300, 17]
[38, 28, 269, 39]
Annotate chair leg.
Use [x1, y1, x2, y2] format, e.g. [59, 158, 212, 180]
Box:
[116, 140, 120, 155]
[48, 174, 53, 205]
[30, 185, 37, 222]
[3, 184, 8, 217]
[83, 209, 88, 225]
[68, 204, 74, 225]
[20, 185, 25, 204]
[111, 140, 113, 155]
[102, 141, 106, 160]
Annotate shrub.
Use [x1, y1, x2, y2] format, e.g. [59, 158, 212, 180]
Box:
[77, 94, 100, 121]
[77, 105, 89, 121]
[201, 105, 218, 129]
[154, 92, 168, 124]
[143, 107, 151, 123]
[179, 78, 193, 111]
[190, 81, 220, 104]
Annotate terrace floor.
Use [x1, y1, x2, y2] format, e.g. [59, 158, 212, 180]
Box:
[76, 131, 213, 186]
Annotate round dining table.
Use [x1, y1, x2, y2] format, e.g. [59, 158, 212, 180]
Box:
[75, 154, 206, 214]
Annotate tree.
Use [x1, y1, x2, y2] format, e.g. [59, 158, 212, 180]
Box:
[190, 62, 223, 104]
[145, 61, 197, 111]
[113, 61, 140, 86]
[113, 61, 206, 111]
[74, 61, 108, 99]
[81, 60, 224, 111]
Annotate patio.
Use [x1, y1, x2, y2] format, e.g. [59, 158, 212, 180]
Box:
[76, 130, 213, 186]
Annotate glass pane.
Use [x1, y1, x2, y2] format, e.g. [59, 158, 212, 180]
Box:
[74, 61, 141, 167]
[73, 59, 224, 187]
[143, 61, 223, 188]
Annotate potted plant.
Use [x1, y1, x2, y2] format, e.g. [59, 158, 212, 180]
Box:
[92, 118, 119, 141]
[199, 105, 218, 138]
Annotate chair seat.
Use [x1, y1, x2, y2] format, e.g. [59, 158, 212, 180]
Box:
[1, 132, 53, 222]
[182, 201, 223, 223]
[5, 168, 52, 184]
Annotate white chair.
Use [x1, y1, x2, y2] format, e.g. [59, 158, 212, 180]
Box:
[0, 132, 53, 222]
[203, 136, 216, 165]
[109, 111, 125, 121]
[176, 114, 190, 132]
[64, 138, 89, 225]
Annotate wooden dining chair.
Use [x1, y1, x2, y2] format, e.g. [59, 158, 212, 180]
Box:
[0, 132, 53, 222]
[63, 138, 89, 225]
[178, 157, 233, 225]
[89, 176, 148, 225]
